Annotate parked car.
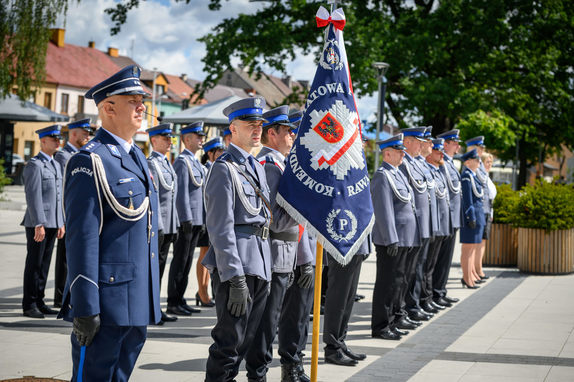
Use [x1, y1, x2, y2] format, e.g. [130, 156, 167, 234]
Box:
[11, 153, 25, 174]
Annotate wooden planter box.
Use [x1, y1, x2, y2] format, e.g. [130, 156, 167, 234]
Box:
[517, 227, 574, 274]
[485, 223, 518, 266]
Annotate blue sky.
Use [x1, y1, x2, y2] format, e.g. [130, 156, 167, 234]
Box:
[59, 0, 378, 126]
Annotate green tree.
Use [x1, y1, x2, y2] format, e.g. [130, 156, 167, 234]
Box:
[0, 0, 74, 100]
[106, 0, 574, 187]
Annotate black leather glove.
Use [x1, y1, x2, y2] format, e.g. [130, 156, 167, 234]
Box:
[199, 224, 207, 236]
[73, 314, 100, 346]
[468, 220, 477, 229]
[387, 243, 399, 257]
[286, 271, 295, 289]
[297, 263, 314, 289]
[227, 275, 251, 317]
[172, 231, 179, 243]
[158, 229, 164, 247]
[182, 221, 193, 234]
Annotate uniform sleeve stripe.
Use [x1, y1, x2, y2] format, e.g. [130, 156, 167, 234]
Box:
[70, 274, 99, 291]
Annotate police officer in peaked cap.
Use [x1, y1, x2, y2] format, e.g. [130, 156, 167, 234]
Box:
[59, 65, 161, 381]
[146, 123, 180, 324]
[53, 118, 92, 308]
[21, 125, 65, 319]
[202, 96, 273, 382]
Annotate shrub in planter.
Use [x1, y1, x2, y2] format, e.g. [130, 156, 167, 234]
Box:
[492, 183, 520, 225]
[486, 184, 520, 266]
[513, 180, 574, 274]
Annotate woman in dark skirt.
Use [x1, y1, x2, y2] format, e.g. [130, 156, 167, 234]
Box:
[459, 149, 486, 288]
[195, 137, 225, 307]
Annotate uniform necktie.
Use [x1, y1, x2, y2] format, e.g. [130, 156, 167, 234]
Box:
[129, 147, 143, 172]
[248, 156, 260, 182]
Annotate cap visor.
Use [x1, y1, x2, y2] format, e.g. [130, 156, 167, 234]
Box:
[393, 144, 407, 150]
[236, 115, 267, 122]
[415, 137, 427, 142]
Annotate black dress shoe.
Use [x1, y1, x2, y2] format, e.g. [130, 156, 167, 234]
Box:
[181, 303, 201, 314]
[161, 310, 178, 322]
[430, 301, 446, 310]
[395, 317, 418, 330]
[342, 347, 366, 361]
[421, 301, 438, 314]
[434, 297, 452, 307]
[354, 294, 365, 302]
[372, 328, 401, 340]
[155, 318, 165, 326]
[23, 307, 44, 319]
[38, 305, 59, 315]
[324, 350, 358, 366]
[443, 295, 459, 304]
[166, 305, 191, 316]
[409, 310, 431, 321]
[392, 327, 409, 336]
[404, 315, 422, 326]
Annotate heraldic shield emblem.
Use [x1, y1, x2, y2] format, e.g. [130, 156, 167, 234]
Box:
[277, 6, 374, 264]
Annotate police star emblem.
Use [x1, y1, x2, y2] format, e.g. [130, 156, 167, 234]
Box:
[254, 98, 262, 108]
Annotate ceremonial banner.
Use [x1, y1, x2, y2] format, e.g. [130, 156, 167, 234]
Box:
[277, 6, 374, 265]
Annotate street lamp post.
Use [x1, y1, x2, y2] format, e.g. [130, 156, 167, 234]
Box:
[373, 62, 389, 170]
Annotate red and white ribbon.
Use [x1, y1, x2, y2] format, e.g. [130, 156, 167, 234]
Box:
[315, 6, 346, 31]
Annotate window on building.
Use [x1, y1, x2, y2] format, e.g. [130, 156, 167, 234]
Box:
[61, 93, 69, 114]
[24, 141, 34, 161]
[77, 95, 85, 114]
[44, 92, 52, 109]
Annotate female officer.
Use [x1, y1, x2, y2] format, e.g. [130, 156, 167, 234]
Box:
[459, 149, 486, 289]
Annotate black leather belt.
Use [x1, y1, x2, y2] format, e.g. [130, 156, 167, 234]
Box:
[235, 224, 269, 240]
[270, 231, 299, 242]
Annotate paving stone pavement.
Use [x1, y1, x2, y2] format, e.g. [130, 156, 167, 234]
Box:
[1, 186, 573, 381]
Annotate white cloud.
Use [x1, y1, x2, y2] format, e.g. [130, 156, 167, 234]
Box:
[58, 0, 378, 118]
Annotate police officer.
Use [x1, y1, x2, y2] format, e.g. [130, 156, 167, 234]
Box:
[59, 65, 161, 381]
[196, 137, 226, 308]
[202, 97, 272, 382]
[459, 149, 486, 288]
[465, 136, 490, 282]
[399, 127, 435, 327]
[21, 125, 65, 318]
[371, 134, 420, 341]
[432, 129, 463, 306]
[422, 139, 454, 310]
[147, 123, 179, 324]
[168, 121, 206, 316]
[245, 105, 304, 382]
[53, 118, 92, 308]
[222, 127, 232, 147]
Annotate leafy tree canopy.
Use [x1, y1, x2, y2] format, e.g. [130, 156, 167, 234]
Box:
[0, 0, 73, 100]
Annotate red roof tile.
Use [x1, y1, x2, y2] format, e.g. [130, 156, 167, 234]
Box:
[45, 42, 121, 89]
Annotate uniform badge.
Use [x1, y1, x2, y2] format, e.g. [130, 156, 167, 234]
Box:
[319, 39, 343, 71]
[254, 98, 262, 108]
[107, 144, 121, 158]
[133, 66, 139, 76]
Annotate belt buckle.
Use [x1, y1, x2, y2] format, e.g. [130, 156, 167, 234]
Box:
[261, 226, 269, 240]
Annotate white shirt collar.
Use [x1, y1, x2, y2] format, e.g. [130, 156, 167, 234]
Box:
[103, 128, 133, 155]
[182, 148, 197, 159]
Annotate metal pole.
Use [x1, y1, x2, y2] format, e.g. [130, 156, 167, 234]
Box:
[151, 68, 157, 126]
[374, 73, 382, 170]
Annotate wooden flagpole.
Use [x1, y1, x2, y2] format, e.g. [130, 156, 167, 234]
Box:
[310, 242, 323, 382]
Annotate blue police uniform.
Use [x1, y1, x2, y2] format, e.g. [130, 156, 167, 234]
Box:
[146, 124, 180, 311]
[465, 136, 491, 239]
[371, 134, 420, 340]
[433, 129, 463, 302]
[460, 150, 486, 243]
[21, 125, 65, 317]
[420, 139, 454, 310]
[278, 227, 315, 379]
[202, 97, 272, 382]
[53, 118, 92, 307]
[59, 65, 161, 381]
[168, 122, 206, 315]
[245, 106, 300, 380]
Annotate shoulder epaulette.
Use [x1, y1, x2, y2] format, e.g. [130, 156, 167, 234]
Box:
[81, 141, 102, 153]
[217, 152, 232, 163]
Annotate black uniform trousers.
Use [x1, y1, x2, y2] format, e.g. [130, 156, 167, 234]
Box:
[71, 325, 146, 382]
[158, 232, 177, 283]
[406, 238, 431, 314]
[205, 272, 269, 382]
[245, 272, 291, 379]
[323, 254, 364, 355]
[372, 245, 409, 333]
[22, 227, 58, 311]
[421, 236, 446, 304]
[278, 266, 314, 365]
[396, 245, 421, 320]
[432, 228, 458, 300]
[54, 235, 67, 306]
[167, 225, 202, 306]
